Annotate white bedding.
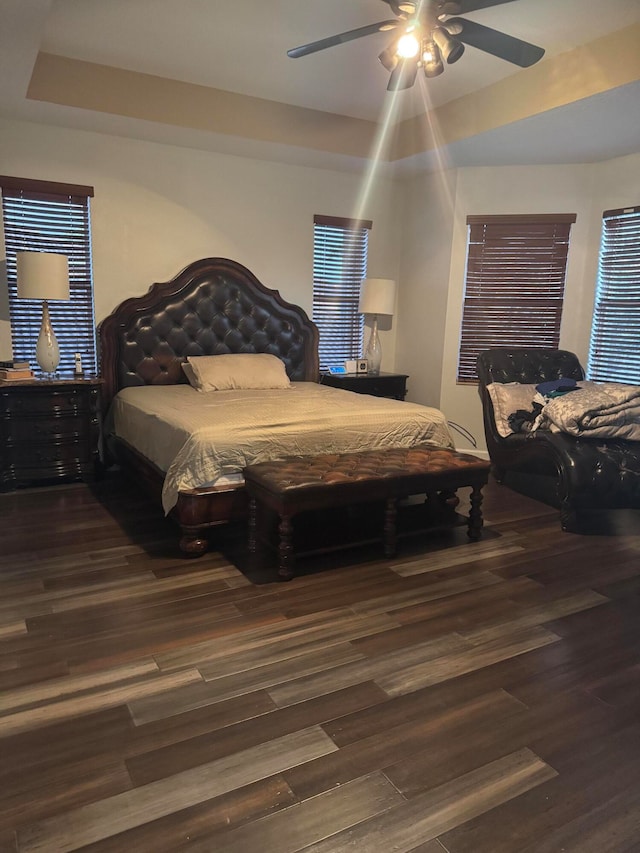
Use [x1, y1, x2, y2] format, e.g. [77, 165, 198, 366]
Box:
[541, 382, 640, 440]
[108, 382, 455, 513]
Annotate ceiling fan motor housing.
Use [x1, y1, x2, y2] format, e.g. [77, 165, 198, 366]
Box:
[288, 0, 545, 91]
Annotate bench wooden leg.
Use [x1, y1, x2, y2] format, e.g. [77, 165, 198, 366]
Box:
[438, 489, 460, 510]
[384, 497, 398, 557]
[468, 484, 484, 540]
[278, 514, 295, 581]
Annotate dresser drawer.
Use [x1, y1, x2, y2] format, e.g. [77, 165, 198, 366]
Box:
[4, 414, 92, 443]
[10, 439, 93, 469]
[0, 378, 102, 491]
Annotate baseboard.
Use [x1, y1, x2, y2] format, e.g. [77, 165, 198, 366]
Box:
[457, 448, 489, 459]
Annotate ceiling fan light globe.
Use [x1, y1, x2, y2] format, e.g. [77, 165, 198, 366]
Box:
[438, 1, 462, 15]
[448, 40, 465, 63]
[443, 20, 464, 35]
[424, 58, 445, 77]
[379, 45, 399, 72]
[433, 26, 465, 63]
[396, 32, 420, 58]
[421, 39, 437, 63]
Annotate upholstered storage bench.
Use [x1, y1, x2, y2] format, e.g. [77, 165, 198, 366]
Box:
[243, 446, 491, 580]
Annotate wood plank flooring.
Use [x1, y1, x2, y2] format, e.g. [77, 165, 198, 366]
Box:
[1, 473, 640, 851]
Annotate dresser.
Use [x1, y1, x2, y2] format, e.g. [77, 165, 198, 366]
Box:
[320, 372, 409, 400]
[0, 378, 102, 491]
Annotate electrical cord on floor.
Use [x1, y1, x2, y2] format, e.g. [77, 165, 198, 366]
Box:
[448, 421, 477, 448]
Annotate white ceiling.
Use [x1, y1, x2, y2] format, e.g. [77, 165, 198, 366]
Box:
[1, 0, 640, 173]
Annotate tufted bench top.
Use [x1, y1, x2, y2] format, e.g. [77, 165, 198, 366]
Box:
[244, 446, 490, 496]
[244, 446, 491, 580]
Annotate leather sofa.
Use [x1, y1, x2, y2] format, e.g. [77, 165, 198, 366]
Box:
[477, 347, 640, 531]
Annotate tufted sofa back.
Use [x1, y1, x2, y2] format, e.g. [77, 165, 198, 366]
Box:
[477, 348, 585, 387]
[99, 258, 320, 410]
[476, 348, 586, 455]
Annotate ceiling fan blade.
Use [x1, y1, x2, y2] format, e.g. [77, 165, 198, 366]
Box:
[287, 20, 399, 58]
[387, 60, 419, 91]
[438, 0, 520, 14]
[447, 17, 544, 66]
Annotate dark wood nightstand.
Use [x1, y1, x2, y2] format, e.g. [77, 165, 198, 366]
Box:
[320, 371, 408, 400]
[0, 377, 103, 491]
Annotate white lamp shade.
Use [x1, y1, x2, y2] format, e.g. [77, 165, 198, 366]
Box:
[16, 252, 70, 301]
[358, 278, 396, 316]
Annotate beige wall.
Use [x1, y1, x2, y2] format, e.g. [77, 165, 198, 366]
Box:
[394, 168, 457, 410]
[433, 154, 640, 451]
[1, 117, 639, 455]
[0, 116, 401, 365]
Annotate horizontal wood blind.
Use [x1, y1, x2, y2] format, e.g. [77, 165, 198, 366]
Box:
[1, 176, 97, 376]
[457, 213, 576, 383]
[588, 206, 640, 384]
[313, 215, 371, 371]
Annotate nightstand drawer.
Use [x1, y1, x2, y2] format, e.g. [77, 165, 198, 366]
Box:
[320, 372, 408, 400]
[366, 378, 404, 397]
[1, 389, 94, 416]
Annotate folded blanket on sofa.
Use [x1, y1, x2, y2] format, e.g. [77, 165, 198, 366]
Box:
[541, 382, 640, 440]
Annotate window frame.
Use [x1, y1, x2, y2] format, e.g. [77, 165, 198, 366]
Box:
[457, 213, 577, 384]
[1, 175, 96, 377]
[312, 214, 372, 372]
[587, 205, 640, 385]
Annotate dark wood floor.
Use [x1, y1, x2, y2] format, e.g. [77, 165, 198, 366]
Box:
[1, 472, 640, 852]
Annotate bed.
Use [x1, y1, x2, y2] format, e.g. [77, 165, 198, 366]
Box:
[99, 258, 454, 555]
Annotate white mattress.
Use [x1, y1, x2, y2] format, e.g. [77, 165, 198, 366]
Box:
[108, 382, 454, 513]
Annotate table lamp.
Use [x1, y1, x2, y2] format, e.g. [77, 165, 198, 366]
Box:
[16, 251, 70, 375]
[358, 278, 396, 375]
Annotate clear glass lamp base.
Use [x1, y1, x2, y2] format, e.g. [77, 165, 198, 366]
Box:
[365, 316, 382, 376]
[36, 301, 61, 375]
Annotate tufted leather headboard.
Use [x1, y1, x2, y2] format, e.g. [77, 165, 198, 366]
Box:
[99, 258, 320, 411]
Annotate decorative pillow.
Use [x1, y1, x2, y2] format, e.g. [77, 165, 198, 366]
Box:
[184, 353, 291, 392]
[487, 382, 538, 437]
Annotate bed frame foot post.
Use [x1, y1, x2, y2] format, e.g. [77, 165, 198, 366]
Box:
[560, 503, 578, 532]
[384, 497, 398, 557]
[467, 484, 484, 541]
[278, 514, 295, 581]
[179, 532, 208, 557]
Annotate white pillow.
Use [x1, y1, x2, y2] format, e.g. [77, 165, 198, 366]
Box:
[181, 361, 198, 387]
[184, 353, 291, 392]
[487, 382, 537, 437]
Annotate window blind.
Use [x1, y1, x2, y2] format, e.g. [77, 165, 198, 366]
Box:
[457, 213, 576, 383]
[313, 214, 371, 371]
[587, 206, 640, 384]
[1, 175, 97, 377]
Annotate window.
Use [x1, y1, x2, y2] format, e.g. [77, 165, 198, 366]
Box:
[587, 206, 640, 384]
[313, 214, 371, 371]
[1, 175, 96, 376]
[457, 213, 576, 383]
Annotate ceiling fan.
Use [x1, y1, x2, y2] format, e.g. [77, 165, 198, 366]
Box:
[287, 0, 545, 91]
